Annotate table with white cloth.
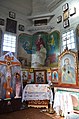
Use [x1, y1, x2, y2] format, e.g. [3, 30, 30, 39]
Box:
[22, 84, 53, 108]
[53, 91, 73, 117]
[53, 87, 79, 118]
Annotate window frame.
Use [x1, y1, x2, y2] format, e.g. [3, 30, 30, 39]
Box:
[61, 29, 76, 53]
[2, 32, 16, 53]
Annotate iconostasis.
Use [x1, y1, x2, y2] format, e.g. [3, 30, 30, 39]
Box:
[18, 30, 79, 88]
[20, 67, 59, 88]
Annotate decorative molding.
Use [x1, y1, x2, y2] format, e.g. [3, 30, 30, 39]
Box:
[27, 13, 55, 20]
[47, 0, 66, 12]
[27, 25, 54, 32]
[27, 14, 55, 29]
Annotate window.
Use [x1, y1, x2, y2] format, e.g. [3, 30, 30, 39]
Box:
[3, 33, 16, 52]
[61, 30, 76, 52]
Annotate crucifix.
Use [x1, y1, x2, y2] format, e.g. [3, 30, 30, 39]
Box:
[0, 53, 21, 98]
[64, 38, 69, 50]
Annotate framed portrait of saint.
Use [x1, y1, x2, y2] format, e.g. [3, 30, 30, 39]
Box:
[51, 68, 58, 83]
[58, 49, 78, 87]
[21, 69, 29, 82]
[34, 70, 46, 84]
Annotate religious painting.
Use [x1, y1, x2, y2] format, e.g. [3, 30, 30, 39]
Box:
[9, 11, 16, 19]
[31, 32, 48, 68]
[18, 31, 60, 68]
[21, 69, 29, 82]
[58, 49, 78, 87]
[29, 68, 34, 84]
[46, 31, 60, 67]
[6, 18, 17, 34]
[47, 68, 51, 83]
[34, 70, 46, 84]
[18, 33, 32, 67]
[51, 68, 58, 83]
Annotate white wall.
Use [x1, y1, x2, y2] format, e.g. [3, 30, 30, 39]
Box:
[0, 0, 32, 56]
[0, 0, 79, 35]
[0, 0, 79, 55]
[30, 0, 79, 32]
[30, 0, 79, 52]
[0, 0, 79, 34]
[0, 0, 32, 34]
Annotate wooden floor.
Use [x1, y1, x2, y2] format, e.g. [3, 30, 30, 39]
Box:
[0, 107, 64, 119]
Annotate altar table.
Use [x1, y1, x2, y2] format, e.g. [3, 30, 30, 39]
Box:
[22, 84, 53, 108]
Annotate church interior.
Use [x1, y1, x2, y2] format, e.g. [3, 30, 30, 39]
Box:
[0, 0, 79, 119]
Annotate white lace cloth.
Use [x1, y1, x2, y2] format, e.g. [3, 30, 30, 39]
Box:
[22, 84, 53, 102]
[53, 91, 73, 117]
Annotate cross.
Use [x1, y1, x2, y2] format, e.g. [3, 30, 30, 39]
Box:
[64, 38, 69, 50]
[0, 53, 21, 98]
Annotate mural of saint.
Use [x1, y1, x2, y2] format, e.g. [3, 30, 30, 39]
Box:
[48, 34, 55, 55]
[36, 44, 47, 65]
[32, 34, 47, 67]
[46, 31, 60, 67]
[35, 34, 45, 51]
